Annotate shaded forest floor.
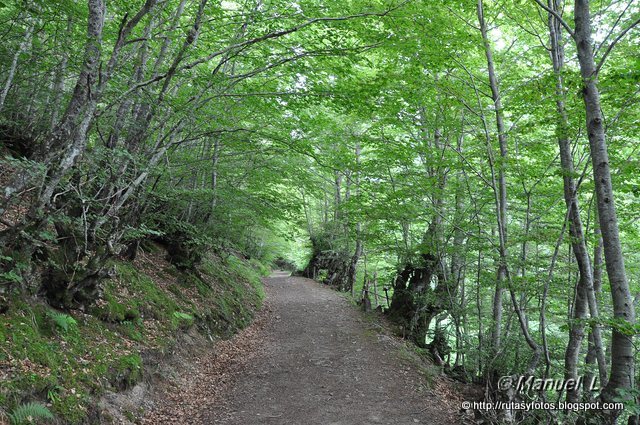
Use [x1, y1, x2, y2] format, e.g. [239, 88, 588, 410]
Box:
[146, 272, 474, 424]
[0, 245, 266, 424]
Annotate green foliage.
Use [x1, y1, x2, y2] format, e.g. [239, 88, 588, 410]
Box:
[605, 317, 638, 337]
[0, 253, 27, 287]
[172, 311, 195, 329]
[45, 311, 77, 333]
[1, 269, 23, 284]
[111, 354, 143, 390]
[46, 385, 63, 404]
[173, 311, 194, 321]
[613, 387, 640, 416]
[0, 253, 264, 423]
[1, 0, 639, 420]
[121, 224, 165, 243]
[8, 402, 54, 425]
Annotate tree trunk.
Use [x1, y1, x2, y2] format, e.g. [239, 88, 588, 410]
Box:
[348, 143, 362, 297]
[348, 228, 363, 296]
[0, 17, 34, 112]
[573, 0, 635, 405]
[211, 137, 221, 213]
[37, 0, 106, 210]
[372, 270, 379, 307]
[590, 229, 608, 387]
[546, 2, 603, 401]
[49, 18, 72, 131]
[477, 0, 508, 382]
[334, 171, 342, 221]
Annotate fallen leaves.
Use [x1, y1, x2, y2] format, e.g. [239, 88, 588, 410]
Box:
[142, 304, 272, 424]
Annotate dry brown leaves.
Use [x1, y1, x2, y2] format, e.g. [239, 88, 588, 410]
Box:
[142, 303, 272, 424]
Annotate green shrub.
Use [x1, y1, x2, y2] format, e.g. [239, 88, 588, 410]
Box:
[46, 311, 77, 333]
[172, 311, 195, 329]
[8, 402, 54, 425]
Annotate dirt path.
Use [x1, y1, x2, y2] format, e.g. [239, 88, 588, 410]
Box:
[200, 271, 459, 425]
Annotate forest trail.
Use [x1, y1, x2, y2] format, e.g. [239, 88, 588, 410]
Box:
[200, 272, 459, 425]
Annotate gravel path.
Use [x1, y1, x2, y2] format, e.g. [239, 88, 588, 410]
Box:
[204, 271, 457, 425]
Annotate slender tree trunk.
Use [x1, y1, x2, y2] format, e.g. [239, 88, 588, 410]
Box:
[372, 270, 379, 306]
[573, 0, 635, 405]
[478, 0, 544, 382]
[334, 171, 342, 221]
[49, 18, 72, 131]
[35, 0, 106, 211]
[546, 3, 603, 401]
[590, 228, 608, 387]
[151, 0, 188, 77]
[323, 190, 329, 225]
[542, 209, 569, 380]
[478, 0, 509, 382]
[348, 144, 362, 297]
[349, 226, 362, 296]
[477, 0, 507, 372]
[210, 137, 221, 215]
[451, 129, 467, 370]
[476, 250, 484, 377]
[0, 18, 34, 113]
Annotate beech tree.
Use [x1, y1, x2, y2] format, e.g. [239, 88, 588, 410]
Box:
[1, 0, 639, 422]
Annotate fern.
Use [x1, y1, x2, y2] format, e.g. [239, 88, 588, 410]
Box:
[8, 402, 54, 425]
[173, 311, 193, 321]
[46, 311, 77, 333]
[172, 311, 194, 328]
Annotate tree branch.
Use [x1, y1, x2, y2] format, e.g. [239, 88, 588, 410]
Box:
[595, 16, 640, 75]
[531, 0, 575, 39]
[98, 1, 406, 109]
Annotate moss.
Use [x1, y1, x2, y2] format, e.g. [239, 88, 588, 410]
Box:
[396, 345, 440, 387]
[51, 391, 90, 424]
[89, 288, 127, 323]
[116, 263, 179, 321]
[108, 354, 143, 391]
[0, 251, 264, 423]
[0, 298, 129, 420]
[120, 320, 144, 342]
[123, 409, 136, 422]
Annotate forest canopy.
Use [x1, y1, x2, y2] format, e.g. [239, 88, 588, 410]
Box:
[1, 0, 639, 423]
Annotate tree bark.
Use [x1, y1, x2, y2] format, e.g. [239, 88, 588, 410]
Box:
[0, 17, 35, 113]
[49, 18, 72, 131]
[590, 229, 608, 387]
[573, 0, 635, 404]
[37, 0, 106, 210]
[348, 143, 362, 297]
[477, 0, 508, 381]
[546, 1, 604, 402]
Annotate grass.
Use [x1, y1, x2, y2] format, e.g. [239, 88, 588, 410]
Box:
[0, 248, 267, 423]
[396, 344, 441, 387]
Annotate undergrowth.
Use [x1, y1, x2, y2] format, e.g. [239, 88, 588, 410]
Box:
[0, 246, 267, 424]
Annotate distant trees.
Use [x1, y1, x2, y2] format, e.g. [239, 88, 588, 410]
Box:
[296, 0, 639, 422]
[1, 0, 639, 422]
[0, 0, 394, 306]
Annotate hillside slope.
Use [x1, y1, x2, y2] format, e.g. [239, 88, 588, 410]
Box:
[0, 244, 266, 424]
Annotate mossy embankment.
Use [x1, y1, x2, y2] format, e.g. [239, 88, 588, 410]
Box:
[0, 244, 267, 424]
